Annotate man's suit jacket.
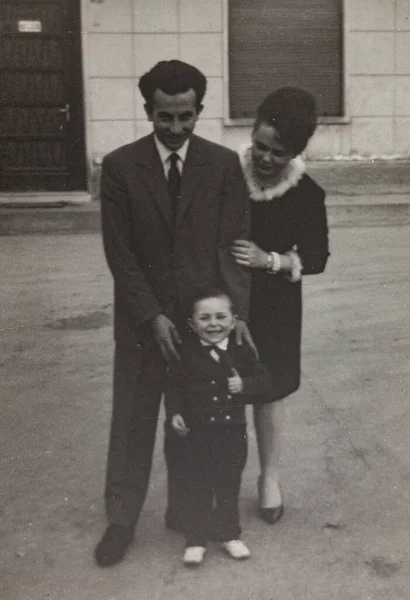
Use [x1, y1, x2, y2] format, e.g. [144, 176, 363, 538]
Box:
[100, 133, 250, 348]
[165, 333, 273, 427]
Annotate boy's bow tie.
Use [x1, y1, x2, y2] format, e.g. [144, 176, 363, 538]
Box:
[206, 344, 232, 374]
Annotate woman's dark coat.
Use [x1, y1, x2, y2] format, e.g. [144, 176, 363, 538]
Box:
[248, 173, 330, 400]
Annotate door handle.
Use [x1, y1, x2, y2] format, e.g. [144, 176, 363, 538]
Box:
[57, 103, 71, 123]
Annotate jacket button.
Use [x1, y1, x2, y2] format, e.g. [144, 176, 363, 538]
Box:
[210, 416, 216, 422]
[212, 396, 218, 402]
[227, 395, 232, 400]
[211, 380, 216, 385]
[225, 415, 231, 421]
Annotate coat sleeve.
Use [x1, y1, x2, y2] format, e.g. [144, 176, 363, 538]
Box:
[100, 153, 162, 328]
[217, 153, 251, 320]
[297, 183, 330, 276]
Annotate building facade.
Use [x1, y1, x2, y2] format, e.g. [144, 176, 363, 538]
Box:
[1, 0, 409, 193]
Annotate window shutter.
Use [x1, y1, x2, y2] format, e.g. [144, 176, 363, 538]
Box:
[228, 0, 343, 119]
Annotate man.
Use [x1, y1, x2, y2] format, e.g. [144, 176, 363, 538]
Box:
[95, 60, 251, 567]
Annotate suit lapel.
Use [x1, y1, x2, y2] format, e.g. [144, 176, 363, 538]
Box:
[135, 134, 173, 233]
[176, 135, 208, 229]
[134, 134, 208, 232]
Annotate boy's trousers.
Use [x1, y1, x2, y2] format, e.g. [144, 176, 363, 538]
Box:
[183, 424, 248, 547]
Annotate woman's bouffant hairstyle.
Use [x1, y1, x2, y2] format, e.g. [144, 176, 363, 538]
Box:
[255, 87, 317, 155]
[138, 60, 207, 113]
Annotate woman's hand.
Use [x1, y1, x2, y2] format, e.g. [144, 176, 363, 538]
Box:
[235, 320, 259, 357]
[231, 239, 269, 269]
[171, 414, 190, 437]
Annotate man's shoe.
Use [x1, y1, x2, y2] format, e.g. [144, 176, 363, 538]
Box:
[94, 524, 134, 568]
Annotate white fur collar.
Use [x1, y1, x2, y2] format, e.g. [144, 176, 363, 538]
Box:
[238, 144, 305, 201]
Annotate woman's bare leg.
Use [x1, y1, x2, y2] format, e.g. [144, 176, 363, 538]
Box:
[253, 401, 285, 509]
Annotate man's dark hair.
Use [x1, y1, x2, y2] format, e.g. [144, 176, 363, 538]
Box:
[255, 86, 317, 155]
[139, 60, 207, 112]
[189, 287, 236, 318]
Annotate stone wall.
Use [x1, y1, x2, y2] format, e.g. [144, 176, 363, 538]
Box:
[82, 0, 410, 163]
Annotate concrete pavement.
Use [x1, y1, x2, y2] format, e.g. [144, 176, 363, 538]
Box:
[0, 226, 409, 599]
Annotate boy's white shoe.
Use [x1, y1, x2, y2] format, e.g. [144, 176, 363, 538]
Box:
[182, 546, 206, 566]
[221, 539, 250, 560]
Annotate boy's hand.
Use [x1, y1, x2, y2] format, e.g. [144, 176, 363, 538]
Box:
[227, 368, 243, 394]
[171, 414, 190, 436]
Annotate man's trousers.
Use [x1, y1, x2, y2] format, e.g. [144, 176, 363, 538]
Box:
[104, 341, 168, 527]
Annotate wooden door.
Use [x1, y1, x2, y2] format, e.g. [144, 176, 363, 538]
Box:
[0, 0, 86, 191]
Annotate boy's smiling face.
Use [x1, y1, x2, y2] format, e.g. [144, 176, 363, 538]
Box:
[189, 296, 237, 345]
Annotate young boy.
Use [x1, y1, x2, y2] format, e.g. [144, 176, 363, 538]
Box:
[166, 288, 273, 566]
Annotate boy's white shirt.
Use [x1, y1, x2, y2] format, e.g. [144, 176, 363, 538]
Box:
[199, 337, 229, 362]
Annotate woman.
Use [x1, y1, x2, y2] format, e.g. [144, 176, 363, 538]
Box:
[231, 87, 330, 523]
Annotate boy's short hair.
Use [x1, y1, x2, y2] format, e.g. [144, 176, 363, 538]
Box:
[255, 86, 317, 155]
[189, 287, 237, 317]
[138, 60, 207, 112]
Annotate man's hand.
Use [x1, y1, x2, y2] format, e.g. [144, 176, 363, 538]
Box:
[235, 319, 258, 357]
[153, 314, 181, 361]
[171, 414, 190, 437]
[227, 368, 243, 394]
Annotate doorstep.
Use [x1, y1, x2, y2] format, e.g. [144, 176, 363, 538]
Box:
[0, 201, 100, 235]
[0, 191, 92, 208]
[0, 195, 409, 235]
[326, 195, 410, 228]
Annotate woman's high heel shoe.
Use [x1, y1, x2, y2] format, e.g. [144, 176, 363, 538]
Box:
[258, 476, 284, 524]
[259, 504, 284, 524]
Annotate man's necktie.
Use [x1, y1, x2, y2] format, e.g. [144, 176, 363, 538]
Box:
[167, 153, 181, 223]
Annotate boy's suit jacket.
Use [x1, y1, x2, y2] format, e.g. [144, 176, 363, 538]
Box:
[100, 133, 250, 348]
[166, 333, 273, 427]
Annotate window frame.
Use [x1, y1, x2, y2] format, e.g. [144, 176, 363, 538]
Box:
[222, 0, 350, 126]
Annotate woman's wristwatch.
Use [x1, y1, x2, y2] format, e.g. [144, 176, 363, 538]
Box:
[265, 251, 281, 274]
